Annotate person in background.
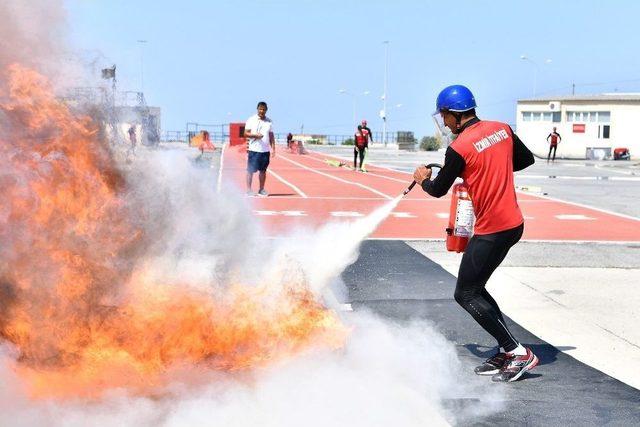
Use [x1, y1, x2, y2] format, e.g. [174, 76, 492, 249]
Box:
[413, 84, 537, 383]
[354, 127, 367, 171]
[546, 127, 561, 163]
[286, 132, 293, 150]
[244, 101, 275, 197]
[359, 119, 374, 145]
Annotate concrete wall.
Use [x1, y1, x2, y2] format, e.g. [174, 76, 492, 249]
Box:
[516, 100, 640, 160]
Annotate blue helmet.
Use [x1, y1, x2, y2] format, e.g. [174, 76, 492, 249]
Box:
[436, 85, 477, 113]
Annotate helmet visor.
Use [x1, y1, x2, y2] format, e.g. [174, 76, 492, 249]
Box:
[431, 112, 454, 146]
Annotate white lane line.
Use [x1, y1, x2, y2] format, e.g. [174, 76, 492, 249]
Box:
[278, 154, 393, 199]
[255, 210, 279, 216]
[245, 195, 442, 201]
[594, 164, 638, 176]
[518, 174, 640, 181]
[216, 142, 227, 193]
[268, 169, 308, 198]
[390, 212, 417, 218]
[331, 211, 364, 217]
[282, 210, 307, 216]
[436, 212, 449, 219]
[556, 214, 596, 220]
[528, 192, 640, 222]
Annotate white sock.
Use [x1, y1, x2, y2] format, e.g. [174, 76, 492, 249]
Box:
[508, 344, 527, 356]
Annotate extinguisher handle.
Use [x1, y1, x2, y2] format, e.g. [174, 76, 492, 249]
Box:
[402, 163, 443, 196]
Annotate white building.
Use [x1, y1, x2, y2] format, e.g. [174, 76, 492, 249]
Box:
[515, 94, 640, 160]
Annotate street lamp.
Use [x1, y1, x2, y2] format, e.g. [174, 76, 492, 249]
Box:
[382, 40, 389, 146]
[520, 55, 552, 97]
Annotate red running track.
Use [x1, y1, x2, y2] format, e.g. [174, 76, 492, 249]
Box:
[221, 145, 640, 242]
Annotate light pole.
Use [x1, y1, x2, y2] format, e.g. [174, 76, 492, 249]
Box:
[382, 40, 389, 146]
[520, 55, 551, 97]
[137, 39, 148, 93]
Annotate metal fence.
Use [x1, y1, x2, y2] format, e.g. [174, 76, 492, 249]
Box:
[161, 128, 402, 145]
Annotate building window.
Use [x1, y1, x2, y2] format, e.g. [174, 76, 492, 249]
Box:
[598, 112, 611, 122]
[602, 125, 610, 138]
[552, 112, 561, 122]
[522, 112, 532, 121]
[566, 111, 610, 123]
[542, 112, 552, 121]
[532, 112, 541, 121]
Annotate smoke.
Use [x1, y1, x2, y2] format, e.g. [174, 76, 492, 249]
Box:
[0, 1, 504, 424]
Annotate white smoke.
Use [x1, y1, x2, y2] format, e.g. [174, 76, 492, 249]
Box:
[0, 0, 505, 423]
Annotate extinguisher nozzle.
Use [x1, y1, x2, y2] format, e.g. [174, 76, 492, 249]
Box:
[402, 180, 417, 196]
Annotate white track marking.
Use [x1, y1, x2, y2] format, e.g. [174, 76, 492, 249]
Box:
[528, 192, 640, 222]
[268, 169, 308, 198]
[278, 154, 393, 199]
[556, 214, 596, 220]
[282, 210, 307, 216]
[390, 212, 417, 218]
[330, 211, 364, 217]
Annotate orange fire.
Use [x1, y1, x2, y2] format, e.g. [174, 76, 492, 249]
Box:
[0, 64, 347, 399]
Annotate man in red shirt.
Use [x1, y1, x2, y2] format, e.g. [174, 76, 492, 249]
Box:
[546, 127, 561, 163]
[413, 85, 537, 382]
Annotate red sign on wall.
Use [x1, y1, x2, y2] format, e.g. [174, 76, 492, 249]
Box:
[573, 124, 586, 133]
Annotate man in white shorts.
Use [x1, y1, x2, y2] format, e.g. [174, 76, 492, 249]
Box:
[244, 101, 275, 196]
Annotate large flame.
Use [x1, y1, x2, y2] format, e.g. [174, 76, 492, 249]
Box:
[0, 64, 347, 399]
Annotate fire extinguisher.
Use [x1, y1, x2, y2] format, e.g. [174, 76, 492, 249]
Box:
[446, 182, 474, 253]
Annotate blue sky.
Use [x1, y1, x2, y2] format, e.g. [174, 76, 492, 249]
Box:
[65, 0, 640, 138]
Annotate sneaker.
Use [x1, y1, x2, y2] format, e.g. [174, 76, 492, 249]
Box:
[491, 347, 539, 382]
[257, 189, 269, 197]
[474, 352, 507, 376]
[246, 190, 255, 197]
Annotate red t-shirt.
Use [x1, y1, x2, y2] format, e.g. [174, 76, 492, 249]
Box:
[450, 121, 524, 235]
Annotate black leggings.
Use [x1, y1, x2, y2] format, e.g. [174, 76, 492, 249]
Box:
[354, 147, 365, 169]
[454, 223, 523, 352]
[547, 145, 557, 161]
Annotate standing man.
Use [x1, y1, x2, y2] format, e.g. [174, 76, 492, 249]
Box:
[353, 126, 367, 171]
[244, 101, 275, 197]
[546, 126, 561, 163]
[357, 120, 374, 172]
[359, 119, 374, 145]
[413, 85, 537, 383]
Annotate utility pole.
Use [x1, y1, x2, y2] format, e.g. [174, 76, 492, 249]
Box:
[382, 41, 389, 147]
[572, 83, 575, 95]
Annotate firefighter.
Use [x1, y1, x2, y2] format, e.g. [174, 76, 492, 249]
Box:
[412, 85, 538, 382]
[354, 127, 367, 170]
[546, 127, 561, 163]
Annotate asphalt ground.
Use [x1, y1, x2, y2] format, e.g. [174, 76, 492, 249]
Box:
[342, 240, 640, 426]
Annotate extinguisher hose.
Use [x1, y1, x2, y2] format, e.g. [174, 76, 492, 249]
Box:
[402, 163, 443, 196]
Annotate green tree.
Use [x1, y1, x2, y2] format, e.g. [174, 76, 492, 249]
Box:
[420, 135, 441, 151]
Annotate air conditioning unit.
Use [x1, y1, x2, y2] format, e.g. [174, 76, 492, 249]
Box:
[549, 101, 561, 111]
